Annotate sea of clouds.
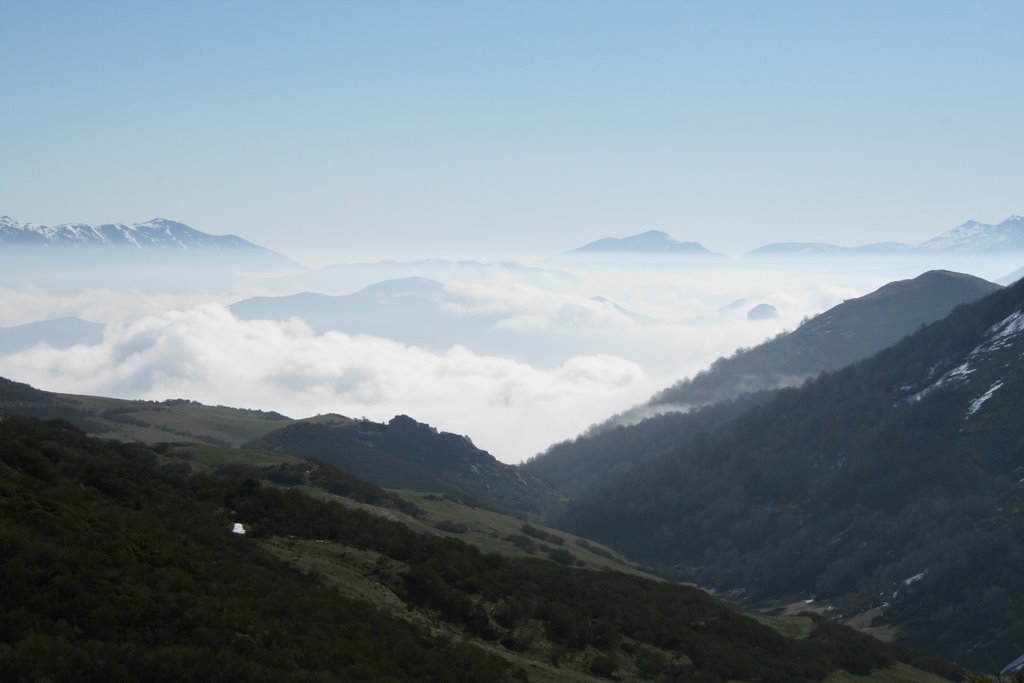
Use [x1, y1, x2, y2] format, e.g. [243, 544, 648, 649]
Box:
[0, 257, 943, 462]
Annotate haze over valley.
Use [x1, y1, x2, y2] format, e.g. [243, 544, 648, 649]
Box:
[3, 213, 1021, 462]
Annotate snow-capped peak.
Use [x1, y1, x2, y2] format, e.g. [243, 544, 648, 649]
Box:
[919, 215, 1024, 252]
[0, 216, 249, 252]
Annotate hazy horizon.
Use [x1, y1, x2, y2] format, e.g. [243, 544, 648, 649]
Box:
[2, 245, 1019, 463]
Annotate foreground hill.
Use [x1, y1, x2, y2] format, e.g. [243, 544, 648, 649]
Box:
[0, 417, 957, 682]
[560, 276, 1024, 669]
[0, 377, 292, 447]
[0, 378, 563, 521]
[525, 270, 998, 498]
[245, 414, 565, 521]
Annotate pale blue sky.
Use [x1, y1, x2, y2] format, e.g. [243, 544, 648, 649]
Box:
[2, 0, 1022, 264]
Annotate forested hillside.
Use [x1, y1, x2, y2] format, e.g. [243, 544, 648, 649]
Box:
[0, 378, 563, 521]
[246, 414, 565, 520]
[0, 418, 958, 682]
[525, 270, 998, 498]
[560, 277, 1024, 670]
[650, 270, 997, 410]
[524, 391, 773, 498]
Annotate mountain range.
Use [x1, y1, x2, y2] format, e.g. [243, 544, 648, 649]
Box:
[3, 267, 1021, 674]
[649, 270, 1000, 411]
[556, 275, 1024, 669]
[0, 215, 251, 250]
[5, 208, 1024, 675]
[524, 270, 1000, 498]
[4, 213, 1022, 265]
[558, 215, 1024, 259]
[748, 215, 1024, 257]
[0, 215, 297, 270]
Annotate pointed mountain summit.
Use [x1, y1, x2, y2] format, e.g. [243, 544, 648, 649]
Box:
[567, 230, 719, 256]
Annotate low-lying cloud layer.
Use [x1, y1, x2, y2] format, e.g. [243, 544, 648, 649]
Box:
[0, 304, 654, 462]
[1, 257, 952, 462]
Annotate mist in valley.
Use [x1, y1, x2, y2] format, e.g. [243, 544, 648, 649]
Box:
[2, 241, 1018, 463]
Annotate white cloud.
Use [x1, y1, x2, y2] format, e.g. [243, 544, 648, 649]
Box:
[0, 286, 238, 327]
[0, 304, 652, 463]
[0, 257, 945, 463]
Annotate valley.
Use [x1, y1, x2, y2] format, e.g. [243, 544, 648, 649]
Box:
[6, 5, 1024, 679]
[2, 213, 1024, 680]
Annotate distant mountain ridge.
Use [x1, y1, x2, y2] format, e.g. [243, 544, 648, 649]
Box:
[230, 276, 654, 367]
[749, 215, 1024, 256]
[0, 317, 105, 354]
[2, 216, 245, 249]
[565, 230, 719, 256]
[919, 215, 1024, 251]
[230, 277, 506, 350]
[746, 241, 913, 257]
[565, 215, 1023, 258]
[0, 215, 298, 269]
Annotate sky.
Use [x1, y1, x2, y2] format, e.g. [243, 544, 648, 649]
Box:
[2, 1, 1022, 265]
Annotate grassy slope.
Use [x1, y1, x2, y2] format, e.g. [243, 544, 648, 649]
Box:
[58, 394, 292, 446]
[824, 663, 951, 683]
[0, 378, 292, 447]
[167, 439, 958, 683]
[164, 441, 642, 575]
[257, 534, 955, 683]
[398, 490, 649, 575]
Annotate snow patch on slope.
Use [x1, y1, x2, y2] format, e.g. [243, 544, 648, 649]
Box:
[966, 380, 1004, 417]
[908, 309, 1023, 403]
